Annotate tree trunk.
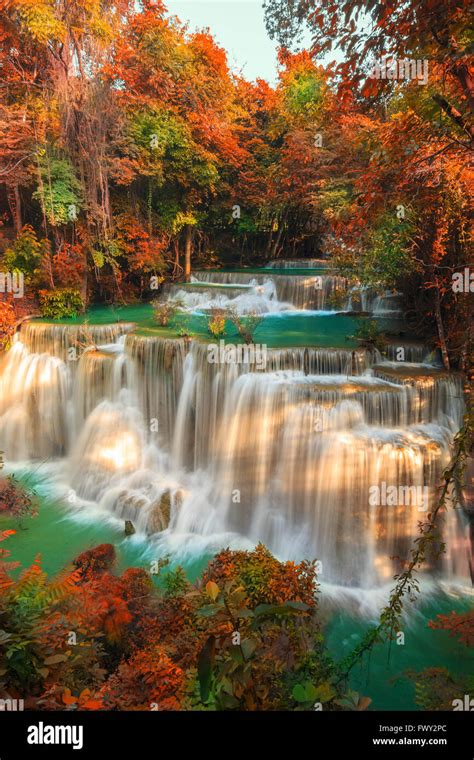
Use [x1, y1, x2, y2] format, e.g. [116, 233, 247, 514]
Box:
[7, 184, 22, 233]
[80, 249, 88, 308]
[184, 224, 192, 282]
[147, 178, 153, 235]
[271, 215, 286, 259]
[433, 281, 450, 370]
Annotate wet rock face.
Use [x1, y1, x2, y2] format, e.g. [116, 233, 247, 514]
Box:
[147, 490, 171, 535]
[125, 520, 136, 536]
[146, 489, 184, 535]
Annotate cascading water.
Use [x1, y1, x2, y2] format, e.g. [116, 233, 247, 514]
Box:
[345, 285, 404, 316]
[173, 271, 349, 311]
[266, 258, 330, 268]
[0, 266, 470, 596]
[167, 271, 402, 317]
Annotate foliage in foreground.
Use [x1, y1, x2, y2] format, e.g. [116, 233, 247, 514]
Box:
[0, 538, 361, 711]
[38, 288, 84, 320]
[0, 529, 471, 711]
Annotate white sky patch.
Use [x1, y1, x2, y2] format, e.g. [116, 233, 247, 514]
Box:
[166, 1, 348, 84]
[166, 0, 279, 83]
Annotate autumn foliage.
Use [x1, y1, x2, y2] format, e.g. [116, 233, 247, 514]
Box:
[0, 537, 347, 711]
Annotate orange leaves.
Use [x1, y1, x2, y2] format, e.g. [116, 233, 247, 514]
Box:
[0, 302, 16, 351]
[202, 543, 317, 608]
[114, 214, 167, 274]
[102, 644, 185, 710]
[50, 243, 86, 290]
[205, 580, 220, 601]
[73, 543, 116, 580]
[0, 529, 16, 542]
[361, 78, 379, 99]
[62, 688, 104, 711]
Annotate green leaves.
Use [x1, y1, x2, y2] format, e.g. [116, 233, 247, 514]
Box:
[3, 226, 47, 280]
[197, 635, 216, 703]
[292, 680, 336, 706]
[39, 288, 84, 320]
[33, 155, 83, 227]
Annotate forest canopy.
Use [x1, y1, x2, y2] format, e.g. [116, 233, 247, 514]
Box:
[0, 0, 472, 363]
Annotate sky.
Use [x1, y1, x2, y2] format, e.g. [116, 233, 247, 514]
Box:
[165, 0, 309, 84]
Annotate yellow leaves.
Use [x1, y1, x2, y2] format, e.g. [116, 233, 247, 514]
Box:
[12, 0, 114, 47]
[205, 580, 219, 601]
[14, 0, 66, 44]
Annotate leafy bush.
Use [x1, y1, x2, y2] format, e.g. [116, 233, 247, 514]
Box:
[39, 288, 84, 319]
[152, 300, 178, 326]
[228, 309, 263, 344]
[0, 302, 16, 351]
[3, 225, 48, 281]
[207, 307, 226, 337]
[0, 476, 38, 521]
[0, 538, 356, 711]
[354, 319, 386, 352]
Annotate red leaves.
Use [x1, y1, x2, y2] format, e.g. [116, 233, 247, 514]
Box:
[429, 610, 474, 647]
[102, 645, 185, 710]
[361, 78, 379, 99]
[73, 543, 116, 580]
[50, 244, 86, 290]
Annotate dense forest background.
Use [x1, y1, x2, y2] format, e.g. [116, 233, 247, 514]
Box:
[0, 0, 472, 366]
[0, 0, 473, 714]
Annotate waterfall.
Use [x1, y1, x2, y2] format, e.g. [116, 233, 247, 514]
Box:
[19, 322, 134, 359]
[0, 302, 470, 591]
[184, 271, 348, 311]
[0, 336, 70, 460]
[345, 286, 404, 316]
[266, 259, 330, 268]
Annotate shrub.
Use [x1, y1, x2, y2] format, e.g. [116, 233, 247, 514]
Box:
[152, 299, 178, 326]
[102, 644, 185, 710]
[207, 307, 226, 337]
[39, 288, 84, 319]
[0, 302, 16, 351]
[228, 309, 263, 344]
[73, 544, 116, 580]
[0, 475, 38, 520]
[3, 225, 47, 281]
[354, 319, 386, 352]
[0, 538, 357, 712]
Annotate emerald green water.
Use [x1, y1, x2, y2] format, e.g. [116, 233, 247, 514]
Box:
[10, 268, 472, 710]
[0, 473, 209, 581]
[327, 600, 473, 710]
[2, 480, 471, 711]
[36, 303, 391, 349]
